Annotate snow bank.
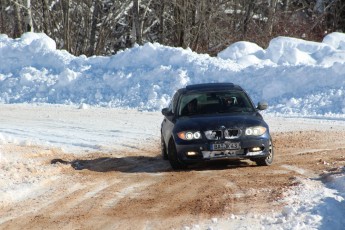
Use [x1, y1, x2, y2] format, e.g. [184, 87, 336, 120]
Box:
[322, 32, 345, 50]
[1, 32, 345, 115]
[220, 33, 345, 67]
[194, 176, 345, 230]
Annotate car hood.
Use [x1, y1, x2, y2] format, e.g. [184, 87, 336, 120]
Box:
[174, 113, 267, 132]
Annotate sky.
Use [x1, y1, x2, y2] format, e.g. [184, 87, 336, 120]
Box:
[1, 32, 345, 229]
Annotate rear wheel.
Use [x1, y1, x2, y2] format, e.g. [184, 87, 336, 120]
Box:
[168, 138, 187, 170]
[255, 139, 274, 166]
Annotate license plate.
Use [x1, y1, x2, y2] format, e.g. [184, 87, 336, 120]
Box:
[211, 142, 240, 151]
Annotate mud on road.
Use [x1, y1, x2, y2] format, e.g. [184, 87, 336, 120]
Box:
[1, 130, 345, 230]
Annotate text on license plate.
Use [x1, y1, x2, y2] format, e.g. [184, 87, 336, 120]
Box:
[211, 142, 240, 151]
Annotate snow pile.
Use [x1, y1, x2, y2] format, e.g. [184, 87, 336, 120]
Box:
[217, 41, 265, 66]
[1, 32, 345, 115]
[220, 32, 345, 66]
[266, 177, 345, 229]
[194, 176, 345, 230]
[322, 32, 345, 50]
[0, 33, 238, 110]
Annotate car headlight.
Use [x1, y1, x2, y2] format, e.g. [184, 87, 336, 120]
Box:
[177, 131, 202, 140]
[245, 126, 267, 136]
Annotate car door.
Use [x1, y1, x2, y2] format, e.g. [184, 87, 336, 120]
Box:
[161, 92, 179, 144]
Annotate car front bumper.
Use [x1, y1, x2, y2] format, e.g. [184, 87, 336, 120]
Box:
[174, 136, 271, 163]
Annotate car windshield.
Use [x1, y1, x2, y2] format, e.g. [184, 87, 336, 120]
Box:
[178, 91, 255, 116]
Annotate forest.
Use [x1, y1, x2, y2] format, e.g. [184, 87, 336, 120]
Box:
[1, 0, 344, 56]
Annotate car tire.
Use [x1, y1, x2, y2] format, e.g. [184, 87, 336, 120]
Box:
[168, 138, 187, 170]
[255, 139, 274, 166]
[161, 134, 168, 160]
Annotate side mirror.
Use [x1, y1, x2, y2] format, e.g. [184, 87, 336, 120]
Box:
[161, 108, 173, 116]
[257, 101, 268, 110]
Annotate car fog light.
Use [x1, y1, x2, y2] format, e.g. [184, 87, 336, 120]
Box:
[250, 147, 261, 152]
[187, 151, 198, 156]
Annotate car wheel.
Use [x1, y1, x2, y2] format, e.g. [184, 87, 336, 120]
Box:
[161, 133, 168, 160]
[168, 138, 187, 170]
[255, 139, 274, 166]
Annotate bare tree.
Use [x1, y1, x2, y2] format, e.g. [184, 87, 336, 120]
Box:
[62, 0, 70, 51]
[24, 0, 33, 31]
[133, 0, 142, 44]
[242, 0, 255, 39]
[266, 0, 278, 36]
[158, 0, 165, 44]
[88, 0, 100, 55]
[41, 0, 50, 34]
[1, 0, 344, 56]
[13, 0, 23, 36]
[283, 0, 290, 12]
[324, 0, 345, 33]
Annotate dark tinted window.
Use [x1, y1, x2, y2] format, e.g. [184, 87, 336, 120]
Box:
[178, 91, 254, 116]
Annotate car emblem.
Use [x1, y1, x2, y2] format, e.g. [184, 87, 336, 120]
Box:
[220, 125, 226, 130]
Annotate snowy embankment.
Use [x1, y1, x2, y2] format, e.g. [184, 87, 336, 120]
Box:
[1, 32, 345, 115]
[1, 32, 345, 229]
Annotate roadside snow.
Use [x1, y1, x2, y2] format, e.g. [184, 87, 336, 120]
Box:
[0, 104, 161, 153]
[1, 32, 345, 115]
[197, 177, 345, 230]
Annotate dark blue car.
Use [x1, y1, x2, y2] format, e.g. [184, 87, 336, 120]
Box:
[161, 83, 274, 170]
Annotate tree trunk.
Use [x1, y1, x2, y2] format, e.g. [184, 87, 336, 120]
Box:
[283, 0, 289, 12]
[174, 0, 187, 48]
[24, 0, 33, 32]
[158, 0, 165, 44]
[266, 0, 277, 36]
[41, 0, 50, 34]
[133, 0, 142, 45]
[62, 0, 70, 51]
[13, 0, 23, 37]
[242, 0, 255, 39]
[89, 0, 100, 55]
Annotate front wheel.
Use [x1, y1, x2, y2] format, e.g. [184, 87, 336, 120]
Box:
[255, 139, 274, 166]
[168, 138, 187, 170]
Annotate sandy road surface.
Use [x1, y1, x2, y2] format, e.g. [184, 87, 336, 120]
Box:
[1, 129, 345, 229]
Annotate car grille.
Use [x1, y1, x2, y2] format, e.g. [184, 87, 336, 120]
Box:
[224, 129, 241, 139]
[204, 129, 241, 140]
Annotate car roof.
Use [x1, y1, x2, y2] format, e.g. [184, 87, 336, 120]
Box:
[184, 83, 243, 92]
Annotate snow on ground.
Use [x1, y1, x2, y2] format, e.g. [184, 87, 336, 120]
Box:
[0, 104, 161, 153]
[1, 32, 345, 229]
[197, 176, 345, 230]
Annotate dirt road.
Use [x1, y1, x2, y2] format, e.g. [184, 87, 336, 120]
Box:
[1, 130, 345, 229]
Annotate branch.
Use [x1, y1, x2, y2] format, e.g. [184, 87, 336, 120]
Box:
[9, 0, 28, 10]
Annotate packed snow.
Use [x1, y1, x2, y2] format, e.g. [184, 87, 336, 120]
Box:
[1, 32, 345, 115]
[1, 32, 345, 229]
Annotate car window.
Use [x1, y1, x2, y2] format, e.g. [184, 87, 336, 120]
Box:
[178, 91, 255, 116]
[170, 91, 180, 114]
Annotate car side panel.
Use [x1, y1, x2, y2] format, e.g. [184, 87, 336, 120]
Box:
[161, 116, 174, 148]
